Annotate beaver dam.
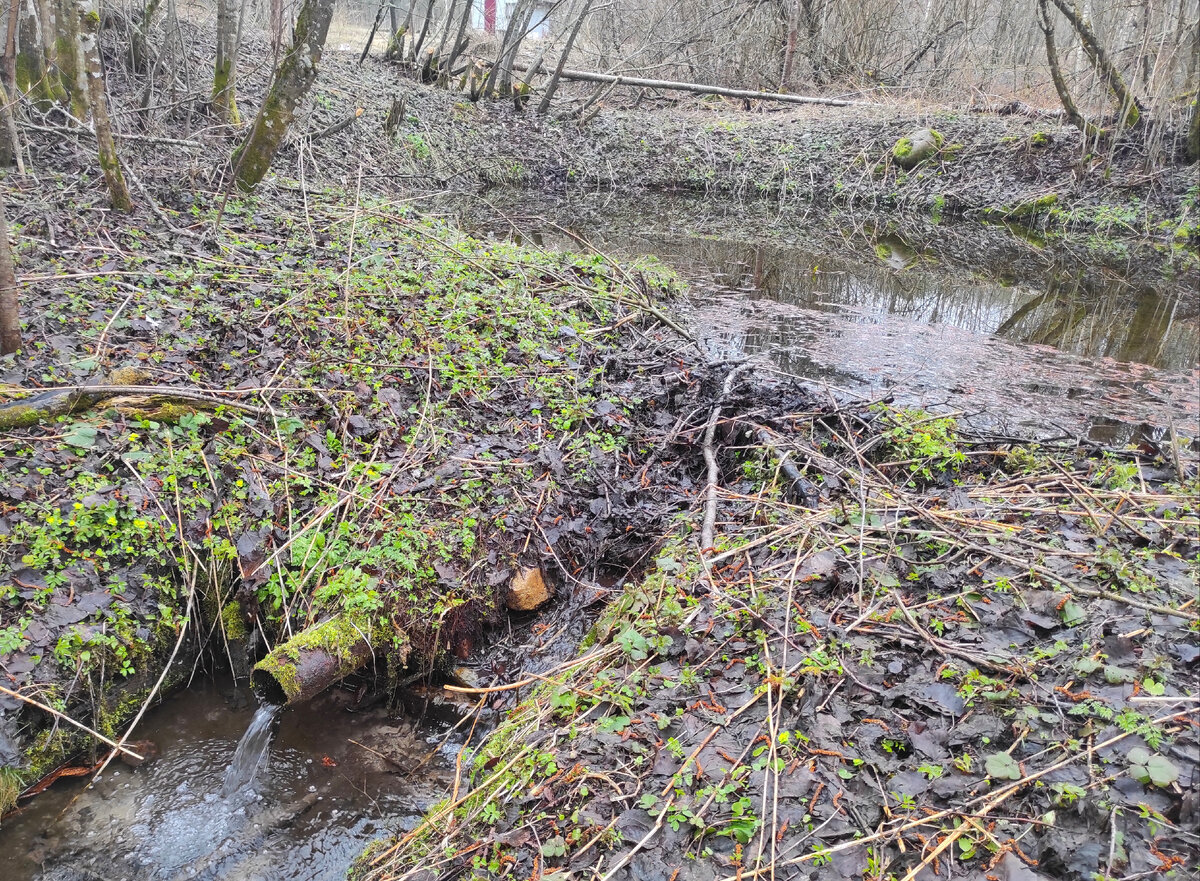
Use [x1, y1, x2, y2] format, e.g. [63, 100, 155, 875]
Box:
[0, 179, 1196, 881]
[2, 5, 1200, 867]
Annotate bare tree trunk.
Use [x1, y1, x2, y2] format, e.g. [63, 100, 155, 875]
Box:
[129, 0, 162, 73]
[1036, 0, 1098, 136]
[1047, 0, 1140, 128]
[0, 79, 23, 169]
[3, 0, 18, 88]
[0, 176, 20, 355]
[52, 0, 85, 118]
[496, 0, 533, 96]
[1188, 79, 1200, 163]
[780, 0, 799, 92]
[270, 0, 282, 60]
[16, 0, 63, 103]
[444, 0, 472, 72]
[232, 0, 334, 190]
[213, 0, 239, 123]
[537, 0, 591, 114]
[434, 0, 459, 63]
[78, 0, 131, 211]
[481, 0, 530, 98]
[359, 0, 388, 63]
[409, 0, 435, 60]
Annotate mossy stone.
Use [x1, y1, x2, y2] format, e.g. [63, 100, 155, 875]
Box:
[892, 128, 944, 169]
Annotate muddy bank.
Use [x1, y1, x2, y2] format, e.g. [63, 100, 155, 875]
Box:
[17, 25, 1195, 273]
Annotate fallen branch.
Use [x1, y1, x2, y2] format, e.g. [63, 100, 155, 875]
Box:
[309, 108, 364, 143]
[0, 381, 273, 428]
[701, 363, 755, 551]
[510, 62, 872, 108]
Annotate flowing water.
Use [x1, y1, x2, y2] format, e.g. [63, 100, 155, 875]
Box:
[220, 704, 280, 798]
[0, 679, 458, 881]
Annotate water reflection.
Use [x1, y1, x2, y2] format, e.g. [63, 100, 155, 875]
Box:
[453, 191, 1198, 440]
[632, 233, 1198, 374]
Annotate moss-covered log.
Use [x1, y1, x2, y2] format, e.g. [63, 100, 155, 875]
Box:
[231, 0, 334, 190]
[251, 611, 391, 705]
[0, 367, 149, 428]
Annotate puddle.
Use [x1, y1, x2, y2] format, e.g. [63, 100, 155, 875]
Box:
[448, 192, 1199, 443]
[0, 680, 457, 881]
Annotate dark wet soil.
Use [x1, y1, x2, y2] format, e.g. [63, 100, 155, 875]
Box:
[0, 678, 456, 881]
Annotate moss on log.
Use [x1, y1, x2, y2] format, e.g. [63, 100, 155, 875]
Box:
[251, 611, 392, 705]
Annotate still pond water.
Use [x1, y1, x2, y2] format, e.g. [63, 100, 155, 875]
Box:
[467, 193, 1199, 443]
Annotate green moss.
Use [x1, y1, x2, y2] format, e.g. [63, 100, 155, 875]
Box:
[985, 193, 1060, 219]
[1030, 131, 1051, 147]
[892, 137, 913, 160]
[0, 403, 42, 429]
[221, 601, 248, 640]
[253, 610, 377, 703]
[212, 63, 241, 126]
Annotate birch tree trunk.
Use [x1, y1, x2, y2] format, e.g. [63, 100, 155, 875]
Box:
[0, 188, 20, 356]
[78, 0, 131, 212]
[213, 0, 239, 123]
[232, 0, 334, 191]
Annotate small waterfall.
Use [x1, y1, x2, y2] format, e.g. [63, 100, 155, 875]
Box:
[220, 703, 280, 798]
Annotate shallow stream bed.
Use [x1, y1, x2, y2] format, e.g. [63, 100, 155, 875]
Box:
[0, 679, 455, 881]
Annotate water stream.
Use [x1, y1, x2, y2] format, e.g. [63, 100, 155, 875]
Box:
[220, 703, 280, 798]
[0, 680, 458, 881]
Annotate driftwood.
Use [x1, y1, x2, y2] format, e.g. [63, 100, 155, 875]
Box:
[511, 63, 871, 108]
[0, 370, 271, 429]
